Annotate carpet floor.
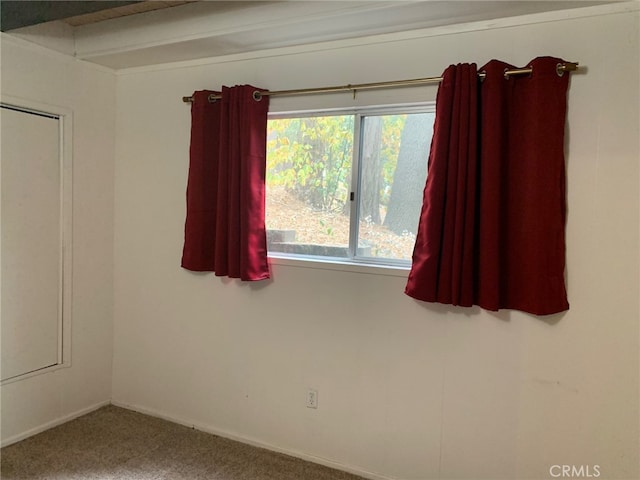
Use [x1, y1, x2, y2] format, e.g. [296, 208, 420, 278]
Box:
[1, 405, 366, 480]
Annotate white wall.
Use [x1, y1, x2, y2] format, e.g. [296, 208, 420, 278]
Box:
[0, 36, 116, 444]
[111, 5, 639, 480]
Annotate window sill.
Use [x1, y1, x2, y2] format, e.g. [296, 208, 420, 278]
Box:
[268, 254, 410, 278]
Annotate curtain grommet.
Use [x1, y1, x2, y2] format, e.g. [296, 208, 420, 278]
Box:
[479, 70, 486, 82]
[253, 90, 263, 101]
[556, 63, 565, 77]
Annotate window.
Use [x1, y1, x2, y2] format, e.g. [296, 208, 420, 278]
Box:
[266, 105, 435, 267]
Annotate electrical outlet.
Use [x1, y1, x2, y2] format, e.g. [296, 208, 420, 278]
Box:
[306, 388, 318, 409]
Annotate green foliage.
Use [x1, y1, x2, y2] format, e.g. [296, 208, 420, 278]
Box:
[267, 116, 354, 212]
[266, 114, 407, 213]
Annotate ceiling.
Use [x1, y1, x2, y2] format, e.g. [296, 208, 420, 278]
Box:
[2, 1, 620, 70]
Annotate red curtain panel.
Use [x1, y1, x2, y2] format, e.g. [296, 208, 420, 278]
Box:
[405, 63, 479, 307]
[406, 57, 570, 315]
[182, 86, 270, 281]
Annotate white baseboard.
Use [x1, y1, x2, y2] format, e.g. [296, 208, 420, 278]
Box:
[111, 400, 396, 480]
[1, 400, 111, 448]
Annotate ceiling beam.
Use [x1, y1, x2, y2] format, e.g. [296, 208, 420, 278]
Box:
[0, 1, 142, 31]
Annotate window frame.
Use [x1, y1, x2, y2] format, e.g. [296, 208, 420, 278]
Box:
[266, 102, 435, 270]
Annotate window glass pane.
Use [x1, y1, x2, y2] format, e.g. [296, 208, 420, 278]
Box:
[357, 112, 435, 261]
[266, 115, 354, 257]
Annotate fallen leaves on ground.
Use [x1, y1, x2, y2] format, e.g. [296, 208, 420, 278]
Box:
[266, 187, 416, 260]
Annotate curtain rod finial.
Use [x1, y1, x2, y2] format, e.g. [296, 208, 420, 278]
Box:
[557, 62, 579, 76]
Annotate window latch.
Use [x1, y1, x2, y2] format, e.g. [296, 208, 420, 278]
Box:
[350, 192, 355, 202]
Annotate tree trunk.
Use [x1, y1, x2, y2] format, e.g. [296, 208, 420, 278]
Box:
[383, 113, 433, 235]
[359, 116, 383, 224]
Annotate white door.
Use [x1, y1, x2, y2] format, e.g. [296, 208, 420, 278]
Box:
[1, 106, 62, 381]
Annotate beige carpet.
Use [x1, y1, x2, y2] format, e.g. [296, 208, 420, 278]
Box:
[1, 405, 366, 480]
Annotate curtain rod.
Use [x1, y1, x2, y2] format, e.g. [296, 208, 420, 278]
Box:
[182, 61, 579, 103]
